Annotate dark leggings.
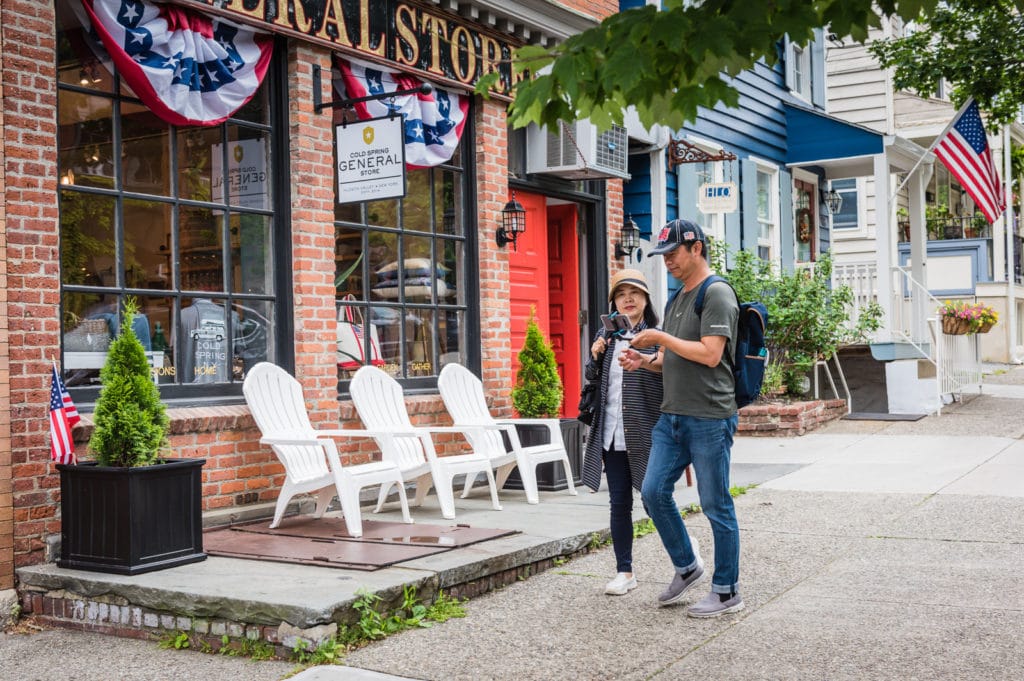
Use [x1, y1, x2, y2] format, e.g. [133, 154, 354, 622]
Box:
[604, 449, 635, 573]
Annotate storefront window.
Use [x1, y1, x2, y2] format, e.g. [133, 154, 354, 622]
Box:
[334, 156, 469, 384]
[56, 2, 281, 399]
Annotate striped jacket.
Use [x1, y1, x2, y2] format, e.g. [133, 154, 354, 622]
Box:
[580, 322, 664, 493]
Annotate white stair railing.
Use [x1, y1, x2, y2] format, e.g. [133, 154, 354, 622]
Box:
[891, 265, 980, 406]
[930, 318, 983, 413]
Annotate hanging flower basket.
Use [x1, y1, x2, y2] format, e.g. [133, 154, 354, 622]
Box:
[941, 316, 970, 335]
[938, 300, 998, 336]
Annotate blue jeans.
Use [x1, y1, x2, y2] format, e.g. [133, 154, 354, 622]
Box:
[641, 412, 740, 594]
[603, 449, 635, 573]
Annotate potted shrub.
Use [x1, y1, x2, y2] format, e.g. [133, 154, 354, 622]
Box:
[57, 298, 206, 575]
[504, 310, 583, 491]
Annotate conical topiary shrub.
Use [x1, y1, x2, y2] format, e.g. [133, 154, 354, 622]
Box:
[512, 309, 563, 418]
[88, 298, 169, 467]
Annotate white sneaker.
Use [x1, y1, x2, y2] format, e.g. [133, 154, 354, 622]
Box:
[605, 572, 638, 595]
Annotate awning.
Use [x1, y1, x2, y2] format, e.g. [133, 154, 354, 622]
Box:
[785, 102, 931, 178]
[784, 102, 885, 177]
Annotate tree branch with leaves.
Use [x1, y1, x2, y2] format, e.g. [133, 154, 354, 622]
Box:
[477, 0, 957, 131]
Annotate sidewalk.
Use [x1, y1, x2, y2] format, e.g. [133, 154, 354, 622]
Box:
[9, 371, 1024, 680]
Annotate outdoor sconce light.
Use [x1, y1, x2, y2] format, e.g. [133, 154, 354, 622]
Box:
[822, 188, 844, 215]
[497, 191, 526, 250]
[615, 215, 641, 260]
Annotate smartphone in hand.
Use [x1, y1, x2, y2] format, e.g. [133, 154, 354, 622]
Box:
[600, 314, 617, 332]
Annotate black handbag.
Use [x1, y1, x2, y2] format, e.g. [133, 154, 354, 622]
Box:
[577, 382, 600, 425]
[577, 331, 608, 425]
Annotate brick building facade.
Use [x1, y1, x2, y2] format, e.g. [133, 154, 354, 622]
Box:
[0, 0, 626, 595]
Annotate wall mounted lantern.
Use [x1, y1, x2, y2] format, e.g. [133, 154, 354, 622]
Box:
[497, 191, 526, 250]
[821, 188, 843, 215]
[615, 215, 641, 260]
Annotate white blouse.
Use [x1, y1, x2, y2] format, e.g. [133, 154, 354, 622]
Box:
[601, 337, 629, 451]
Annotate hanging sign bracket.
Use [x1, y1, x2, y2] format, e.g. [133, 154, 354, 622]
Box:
[313, 64, 433, 114]
[667, 137, 738, 170]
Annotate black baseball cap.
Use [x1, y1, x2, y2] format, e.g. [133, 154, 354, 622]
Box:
[650, 219, 707, 255]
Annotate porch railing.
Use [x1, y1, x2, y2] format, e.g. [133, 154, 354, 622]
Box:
[896, 216, 992, 242]
[832, 261, 980, 408]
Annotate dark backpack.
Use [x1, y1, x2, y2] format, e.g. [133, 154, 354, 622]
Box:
[678, 275, 769, 409]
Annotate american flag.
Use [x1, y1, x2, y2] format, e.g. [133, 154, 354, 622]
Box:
[933, 99, 1005, 225]
[78, 0, 273, 126]
[337, 57, 469, 168]
[50, 364, 81, 466]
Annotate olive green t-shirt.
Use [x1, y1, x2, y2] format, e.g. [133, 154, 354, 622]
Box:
[661, 278, 738, 418]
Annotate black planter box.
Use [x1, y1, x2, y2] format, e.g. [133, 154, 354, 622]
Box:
[503, 418, 584, 492]
[57, 458, 207, 575]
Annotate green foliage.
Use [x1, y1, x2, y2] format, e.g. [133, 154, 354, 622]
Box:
[424, 590, 468, 623]
[633, 517, 657, 538]
[88, 297, 169, 467]
[713, 245, 882, 396]
[291, 637, 344, 666]
[158, 631, 191, 650]
[871, 0, 1024, 126]
[511, 309, 563, 418]
[729, 484, 757, 497]
[340, 587, 432, 646]
[488, 0, 939, 132]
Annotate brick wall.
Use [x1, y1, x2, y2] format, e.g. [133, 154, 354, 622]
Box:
[0, 0, 12, 593]
[475, 98, 515, 413]
[4, 1, 61, 572]
[738, 399, 848, 436]
[287, 44, 342, 427]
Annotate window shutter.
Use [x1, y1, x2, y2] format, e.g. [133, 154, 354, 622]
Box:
[783, 36, 796, 91]
[740, 158, 759, 254]
[780, 170, 795, 269]
[811, 29, 826, 109]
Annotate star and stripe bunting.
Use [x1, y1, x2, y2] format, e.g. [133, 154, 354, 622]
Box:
[79, 0, 273, 126]
[337, 57, 469, 168]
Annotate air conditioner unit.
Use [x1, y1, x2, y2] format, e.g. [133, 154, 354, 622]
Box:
[525, 121, 630, 181]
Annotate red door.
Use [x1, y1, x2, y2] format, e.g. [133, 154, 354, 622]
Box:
[509, 193, 581, 418]
[547, 204, 580, 418]
[509, 191, 550, 377]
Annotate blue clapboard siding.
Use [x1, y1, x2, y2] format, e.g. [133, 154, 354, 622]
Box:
[683, 61, 788, 164]
[624, 154, 655, 238]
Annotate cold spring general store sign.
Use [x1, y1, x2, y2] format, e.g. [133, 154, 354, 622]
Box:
[179, 0, 519, 96]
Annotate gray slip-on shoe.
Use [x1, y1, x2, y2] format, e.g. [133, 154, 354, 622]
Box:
[687, 590, 745, 618]
[657, 563, 706, 606]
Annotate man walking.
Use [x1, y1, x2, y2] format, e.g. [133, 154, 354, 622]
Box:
[622, 218, 743, 617]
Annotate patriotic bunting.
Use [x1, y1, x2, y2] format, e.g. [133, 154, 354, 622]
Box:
[337, 57, 469, 168]
[79, 0, 273, 126]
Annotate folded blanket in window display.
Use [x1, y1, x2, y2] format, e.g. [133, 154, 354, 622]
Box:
[371, 276, 453, 299]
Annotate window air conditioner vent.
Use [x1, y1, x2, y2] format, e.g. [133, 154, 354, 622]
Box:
[526, 120, 630, 181]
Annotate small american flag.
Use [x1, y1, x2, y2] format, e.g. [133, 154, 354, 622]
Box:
[50, 364, 81, 465]
[933, 99, 1005, 225]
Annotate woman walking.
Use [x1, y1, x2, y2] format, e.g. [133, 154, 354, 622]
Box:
[581, 269, 666, 596]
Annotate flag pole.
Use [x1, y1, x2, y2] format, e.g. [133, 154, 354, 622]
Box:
[889, 97, 976, 205]
[1004, 124, 1018, 362]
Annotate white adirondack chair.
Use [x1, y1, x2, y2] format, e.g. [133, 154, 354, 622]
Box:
[242, 362, 412, 537]
[438, 363, 577, 505]
[348, 365, 502, 520]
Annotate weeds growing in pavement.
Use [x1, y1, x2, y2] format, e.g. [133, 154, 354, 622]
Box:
[158, 630, 191, 650]
[633, 517, 657, 538]
[730, 484, 757, 497]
